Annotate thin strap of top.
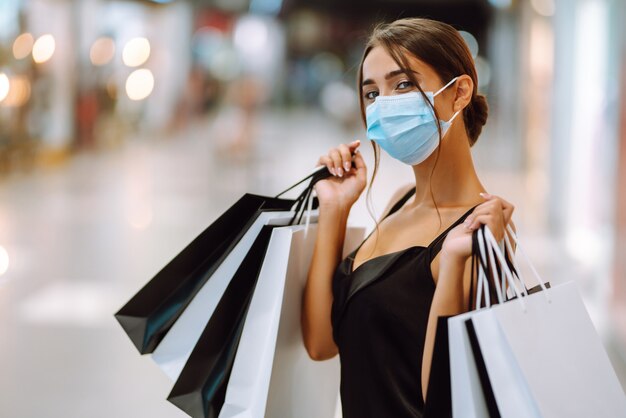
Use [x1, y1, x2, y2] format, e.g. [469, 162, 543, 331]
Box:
[353, 186, 477, 259]
[385, 186, 478, 257]
[385, 187, 417, 220]
[350, 187, 417, 257]
[429, 204, 478, 258]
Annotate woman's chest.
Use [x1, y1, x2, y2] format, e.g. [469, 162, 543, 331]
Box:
[333, 252, 436, 341]
[351, 209, 462, 276]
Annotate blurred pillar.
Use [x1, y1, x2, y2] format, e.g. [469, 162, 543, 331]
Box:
[549, 0, 576, 235]
[612, 0, 626, 346]
[519, 0, 554, 232]
[551, 0, 623, 333]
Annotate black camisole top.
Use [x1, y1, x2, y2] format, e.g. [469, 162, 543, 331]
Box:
[330, 187, 479, 418]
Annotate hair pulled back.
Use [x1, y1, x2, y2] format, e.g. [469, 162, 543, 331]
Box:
[358, 17, 488, 145]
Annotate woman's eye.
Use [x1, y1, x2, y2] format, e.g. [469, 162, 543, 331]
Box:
[397, 80, 414, 90]
[364, 90, 379, 100]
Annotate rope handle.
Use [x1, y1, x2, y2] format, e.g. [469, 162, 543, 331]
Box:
[473, 223, 552, 311]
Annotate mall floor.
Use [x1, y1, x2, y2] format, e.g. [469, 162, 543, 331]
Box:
[0, 109, 624, 417]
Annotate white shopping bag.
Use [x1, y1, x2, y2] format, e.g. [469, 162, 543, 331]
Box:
[217, 225, 295, 418]
[449, 310, 490, 418]
[470, 281, 626, 418]
[449, 225, 532, 418]
[219, 224, 365, 418]
[467, 226, 626, 418]
[150, 211, 317, 380]
[248, 224, 362, 418]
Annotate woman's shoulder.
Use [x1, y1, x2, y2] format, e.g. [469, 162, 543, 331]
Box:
[378, 183, 415, 222]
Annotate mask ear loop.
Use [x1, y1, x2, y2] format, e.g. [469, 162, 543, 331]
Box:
[433, 76, 460, 97]
[433, 76, 461, 125]
[447, 109, 461, 123]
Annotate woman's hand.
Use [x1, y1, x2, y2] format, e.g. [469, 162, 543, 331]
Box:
[314, 140, 367, 211]
[440, 193, 515, 263]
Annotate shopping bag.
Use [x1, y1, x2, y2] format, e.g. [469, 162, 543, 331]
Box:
[449, 309, 490, 418]
[449, 223, 543, 418]
[220, 224, 365, 418]
[263, 223, 364, 418]
[448, 225, 526, 418]
[150, 211, 310, 381]
[115, 165, 331, 354]
[167, 225, 278, 418]
[447, 225, 526, 418]
[467, 225, 626, 418]
[114, 196, 292, 354]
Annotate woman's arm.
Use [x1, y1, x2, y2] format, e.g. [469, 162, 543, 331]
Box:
[301, 203, 349, 361]
[421, 250, 473, 401]
[301, 141, 366, 361]
[420, 193, 516, 401]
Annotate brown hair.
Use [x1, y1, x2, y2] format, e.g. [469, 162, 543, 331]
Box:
[357, 18, 488, 251]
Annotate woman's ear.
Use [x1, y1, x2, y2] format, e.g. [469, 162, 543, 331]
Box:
[453, 75, 474, 112]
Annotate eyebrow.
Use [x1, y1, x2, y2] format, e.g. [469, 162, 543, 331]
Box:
[361, 68, 420, 87]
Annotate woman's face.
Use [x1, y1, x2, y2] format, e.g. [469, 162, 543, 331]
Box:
[361, 45, 456, 119]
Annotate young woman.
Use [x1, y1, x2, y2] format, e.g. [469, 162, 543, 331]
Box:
[301, 18, 515, 417]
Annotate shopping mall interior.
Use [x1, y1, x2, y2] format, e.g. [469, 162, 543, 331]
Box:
[0, 0, 625, 416]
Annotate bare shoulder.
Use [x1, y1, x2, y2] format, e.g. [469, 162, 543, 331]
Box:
[378, 183, 415, 222]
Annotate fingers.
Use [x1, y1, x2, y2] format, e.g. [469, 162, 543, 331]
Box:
[317, 155, 334, 175]
[320, 140, 362, 177]
[464, 193, 515, 242]
[465, 214, 504, 241]
[347, 139, 360, 152]
[329, 149, 344, 177]
[338, 143, 353, 173]
[482, 193, 514, 225]
[477, 194, 514, 217]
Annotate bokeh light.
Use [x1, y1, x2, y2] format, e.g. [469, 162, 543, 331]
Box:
[90, 37, 116, 66]
[233, 16, 269, 56]
[32, 34, 56, 64]
[122, 37, 151, 67]
[459, 30, 479, 59]
[125, 68, 154, 100]
[12, 33, 34, 60]
[1, 75, 31, 107]
[0, 73, 9, 102]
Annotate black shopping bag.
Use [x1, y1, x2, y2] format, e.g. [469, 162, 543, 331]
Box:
[167, 225, 275, 418]
[115, 166, 331, 354]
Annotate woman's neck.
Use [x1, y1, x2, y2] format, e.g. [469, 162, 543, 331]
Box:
[409, 130, 485, 209]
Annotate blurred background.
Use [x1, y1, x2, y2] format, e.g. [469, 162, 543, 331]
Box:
[0, 0, 625, 416]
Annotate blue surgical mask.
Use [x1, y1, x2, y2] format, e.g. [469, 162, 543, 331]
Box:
[366, 77, 461, 165]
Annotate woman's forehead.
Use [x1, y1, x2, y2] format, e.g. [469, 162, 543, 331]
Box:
[362, 45, 435, 81]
